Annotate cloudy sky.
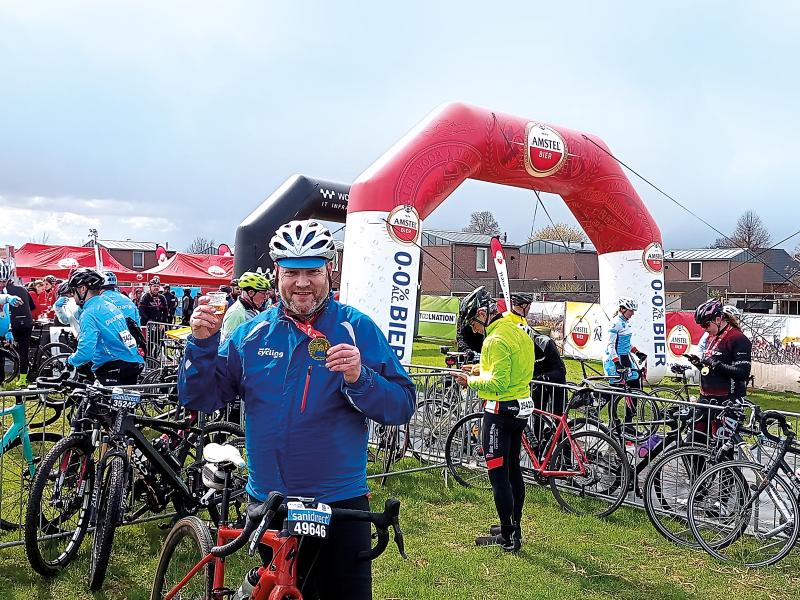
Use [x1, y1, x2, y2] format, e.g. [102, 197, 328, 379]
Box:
[1, 1, 798, 253]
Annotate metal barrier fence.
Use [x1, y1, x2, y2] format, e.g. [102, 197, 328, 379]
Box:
[4, 366, 800, 552]
[145, 321, 185, 370]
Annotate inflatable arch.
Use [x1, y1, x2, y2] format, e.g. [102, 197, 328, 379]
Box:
[340, 102, 667, 379]
[234, 175, 350, 276]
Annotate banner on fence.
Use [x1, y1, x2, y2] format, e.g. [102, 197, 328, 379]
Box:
[417, 295, 459, 340]
[528, 302, 566, 350]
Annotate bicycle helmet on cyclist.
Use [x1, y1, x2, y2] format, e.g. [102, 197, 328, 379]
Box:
[694, 298, 723, 325]
[510, 292, 534, 307]
[617, 296, 638, 311]
[57, 281, 72, 297]
[722, 304, 742, 317]
[237, 271, 271, 291]
[0, 259, 11, 282]
[67, 268, 105, 291]
[459, 286, 496, 328]
[101, 270, 118, 289]
[44, 275, 57, 285]
[269, 220, 337, 268]
[149, 276, 161, 286]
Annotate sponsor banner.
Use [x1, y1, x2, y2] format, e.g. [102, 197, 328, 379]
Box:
[598, 250, 667, 382]
[524, 122, 568, 177]
[340, 211, 420, 364]
[563, 302, 609, 361]
[417, 295, 460, 340]
[156, 245, 169, 265]
[528, 301, 566, 350]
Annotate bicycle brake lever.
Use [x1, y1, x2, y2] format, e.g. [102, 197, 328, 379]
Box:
[391, 516, 407, 559]
[248, 510, 275, 557]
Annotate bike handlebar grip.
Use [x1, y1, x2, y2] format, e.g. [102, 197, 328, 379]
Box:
[357, 528, 389, 562]
[211, 491, 284, 558]
[759, 410, 792, 443]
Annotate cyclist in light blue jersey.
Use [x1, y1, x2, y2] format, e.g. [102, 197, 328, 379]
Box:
[101, 270, 140, 325]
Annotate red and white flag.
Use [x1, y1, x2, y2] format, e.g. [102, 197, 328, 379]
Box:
[491, 236, 511, 313]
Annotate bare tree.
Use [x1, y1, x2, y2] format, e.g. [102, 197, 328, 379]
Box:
[712, 210, 771, 250]
[529, 223, 587, 243]
[37, 232, 51, 244]
[463, 211, 500, 236]
[186, 236, 216, 254]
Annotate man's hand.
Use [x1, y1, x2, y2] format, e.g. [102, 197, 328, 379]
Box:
[9, 295, 23, 307]
[326, 343, 362, 384]
[189, 296, 223, 339]
[452, 371, 469, 389]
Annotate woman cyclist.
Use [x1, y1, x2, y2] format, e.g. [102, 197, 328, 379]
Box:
[685, 299, 752, 444]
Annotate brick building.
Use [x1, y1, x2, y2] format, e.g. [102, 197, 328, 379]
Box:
[83, 239, 175, 272]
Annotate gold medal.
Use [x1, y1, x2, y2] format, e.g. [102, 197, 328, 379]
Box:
[308, 337, 332, 361]
[701, 366, 710, 376]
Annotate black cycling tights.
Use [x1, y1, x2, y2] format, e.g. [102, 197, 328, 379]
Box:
[256, 495, 372, 600]
[482, 411, 527, 540]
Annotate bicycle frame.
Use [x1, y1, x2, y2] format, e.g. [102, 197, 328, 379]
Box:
[522, 406, 588, 478]
[0, 401, 35, 476]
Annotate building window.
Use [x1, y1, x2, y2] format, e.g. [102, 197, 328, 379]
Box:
[689, 261, 702, 280]
[132, 251, 145, 268]
[476, 247, 488, 272]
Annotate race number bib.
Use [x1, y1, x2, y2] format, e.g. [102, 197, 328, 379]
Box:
[516, 397, 534, 419]
[111, 390, 142, 409]
[119, 329, 136, 349]
[286, 500, 331, 539]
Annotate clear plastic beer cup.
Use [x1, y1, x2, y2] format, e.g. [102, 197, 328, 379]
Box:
[207, 292, 227, 315]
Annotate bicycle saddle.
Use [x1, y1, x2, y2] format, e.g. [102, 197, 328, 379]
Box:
[203, 442, 246, 468]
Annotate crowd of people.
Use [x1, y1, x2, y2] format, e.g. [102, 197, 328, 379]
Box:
[2, 216, 757, 598]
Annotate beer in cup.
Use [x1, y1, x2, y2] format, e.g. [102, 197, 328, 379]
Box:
[207, 292, 227, 315]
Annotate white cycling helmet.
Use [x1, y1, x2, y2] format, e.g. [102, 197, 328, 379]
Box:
[269, 220, 337, 268]
[722, 304, 742, 317]
[617, 296, 638, 311]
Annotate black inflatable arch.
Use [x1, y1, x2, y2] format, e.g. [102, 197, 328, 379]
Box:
[234, 175, 350, 277]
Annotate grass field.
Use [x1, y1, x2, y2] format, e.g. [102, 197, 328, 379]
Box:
[1, 341, 800, 598]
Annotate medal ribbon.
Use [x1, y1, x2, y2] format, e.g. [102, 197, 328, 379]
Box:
[283, 311, 328, 413]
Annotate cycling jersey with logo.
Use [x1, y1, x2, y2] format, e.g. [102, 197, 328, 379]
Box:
[68, 295, 144, 370]
[700, 325, 752, 400]
[468, 316, 535, 402]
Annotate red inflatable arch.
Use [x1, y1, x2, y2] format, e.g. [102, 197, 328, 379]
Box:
[340, 102, 667, 377]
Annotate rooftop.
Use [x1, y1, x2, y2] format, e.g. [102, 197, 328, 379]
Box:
[85, 239, 160, 251]
[665, 248, 753, 261]
[422, 230, 517, 246]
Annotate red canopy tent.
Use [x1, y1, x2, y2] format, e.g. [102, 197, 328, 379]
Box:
[14, 243, 139, 281]
[142, 252, 234, 286]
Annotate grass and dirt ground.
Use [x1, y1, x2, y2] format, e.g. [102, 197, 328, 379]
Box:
[1, 340, 799, 598]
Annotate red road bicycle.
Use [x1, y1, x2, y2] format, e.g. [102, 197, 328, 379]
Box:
[151, 445, 406, 600]
[445, 392, 630, 517]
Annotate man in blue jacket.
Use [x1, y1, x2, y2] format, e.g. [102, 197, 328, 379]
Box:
[66, 268, 144, 385]
[179, 220, 415, 600]
[101, 270, 140, 325]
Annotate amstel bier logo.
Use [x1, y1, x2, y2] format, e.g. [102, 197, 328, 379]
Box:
[57, 257, 79, 269]
[643, 242, 664, 273]
[667, 325, 690, 357]
[525, 122, 568, 178]
[207, 265, 226, 277]
[570, 317, 591, 349]
[386, 205, 421, 245]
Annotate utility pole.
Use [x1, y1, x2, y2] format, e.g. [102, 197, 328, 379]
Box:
[89, 228, 103, 271]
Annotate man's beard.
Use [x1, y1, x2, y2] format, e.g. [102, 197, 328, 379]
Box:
[280, 287, 329, 320]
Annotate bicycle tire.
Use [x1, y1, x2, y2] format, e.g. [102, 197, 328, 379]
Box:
[1, 345, 20, 384]
[150, 516, 214, 600]
[548, 429, 629, 517]
[688, 460, 798, 567]
[610, 391, 662, 443]
[643, 444, 713, 548]
[445, 412, 491, 490]
[24, 435, 95, 576]
[408, 398, 452, 464]
[88, 455, 127, 590]
[0, 431, 62, 530]
[30, 343, 75, 379]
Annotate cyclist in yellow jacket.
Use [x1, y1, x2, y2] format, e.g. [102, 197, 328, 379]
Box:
[452, 286, 534, 552]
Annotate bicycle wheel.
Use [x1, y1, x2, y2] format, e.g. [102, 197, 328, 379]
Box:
[87, 455, 127, 590]
[32, 353, 73, 382]
[643, 445, 713, 547]
[1, 345, 20, 384]
[24, 435, 95, 576]
[0, 431, 62, 530]
[150, 516, 214, 600]
[611, 391, 661, 443]
[445, 412, 491, 490]
[407, 398, 452, 463]
[688, 460, 799, 567]
[30, 343, 75, 379]
[548, 430, 629, 517]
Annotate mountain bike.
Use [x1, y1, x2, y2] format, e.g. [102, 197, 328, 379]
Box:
[151, 445, 406, 600]
[686, 410, 800, 567]
[23, 376, 244, 586]
[445, 392, 629, 517]
[0, 395, 62, 529]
